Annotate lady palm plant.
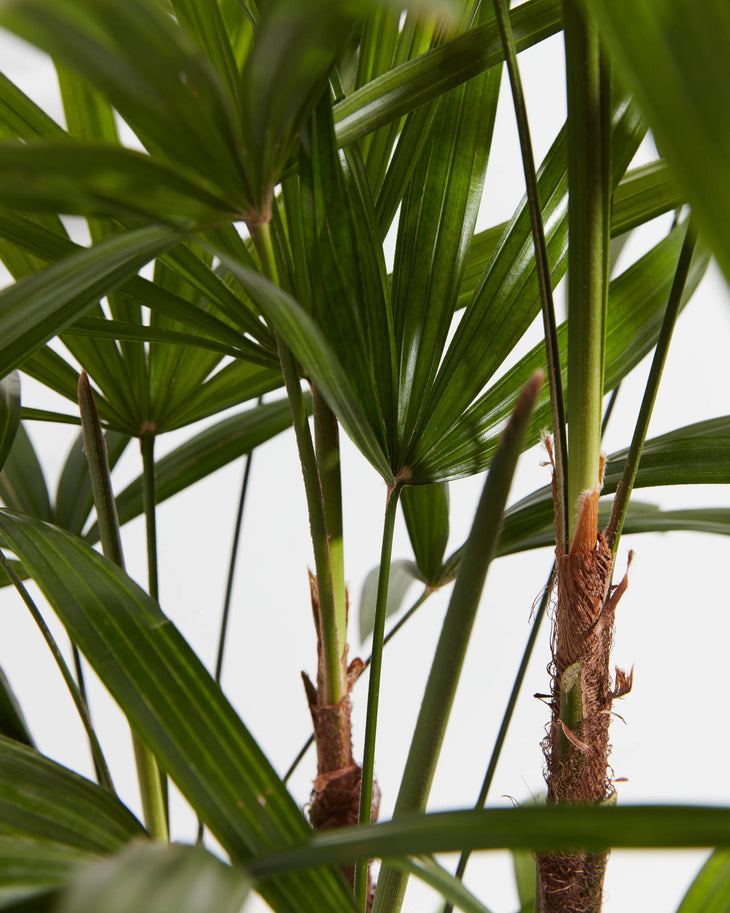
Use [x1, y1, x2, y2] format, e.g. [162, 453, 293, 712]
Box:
[0, 1, 728, 912]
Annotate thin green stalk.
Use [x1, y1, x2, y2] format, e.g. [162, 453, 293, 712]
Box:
[0, 548, 114, 792]
[251, 220, 343, 704]
[355, 481, 403, 911]
[372, 373, 542, 913]
[312, 387, 347, 656]
[215, 440, 256, 683]
[606, 224, 698, 550]
[492, 0, 569, 553]
[79, 374, 168, 840]
[140, 431, 159, 604]
[563, 0, 612, 536]
[442, 562, 555, 913]
[69, 641, 105, 785]
[283, 586, 433, 784]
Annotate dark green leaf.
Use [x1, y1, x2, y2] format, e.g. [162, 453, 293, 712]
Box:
[248, 805, 730, 876]
[0, 512, 351, 913]
[55, 431, 129, 538]
[417, 222, 708, 482]
[55, 840, 250, 913]
[333, 0, 561, 145]
[0, 0, 250, 209]
[298, 93, 395, 456]
[0, 836, 96, 908]
[401, 482, 449, 583]
[0, 142, 239, 227]
[0, 736, 144, 853]
[391, 26, 500, 455]
[0, 668, 34, 748]
[217, 257, 393, 482]
[0, 225, 181, 379]
[0, 72, 67, 141]
[0, 424, 52, 523]
[358, 559, 421, 645]
[0, 374, 21, 473]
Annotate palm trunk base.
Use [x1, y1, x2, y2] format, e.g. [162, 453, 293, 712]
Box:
[539, 485, 632, 911]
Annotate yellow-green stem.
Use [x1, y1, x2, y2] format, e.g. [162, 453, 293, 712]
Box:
[312, 387, 347, 656]
[251, 221, 344, 704]
[564, 0, 611, 537]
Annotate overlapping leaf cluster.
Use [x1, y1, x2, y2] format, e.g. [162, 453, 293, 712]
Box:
[0, 0, 727, 911]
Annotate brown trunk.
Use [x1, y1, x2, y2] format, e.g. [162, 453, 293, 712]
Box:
[537, 478, 632, 912]
[302, 574, 378, 901]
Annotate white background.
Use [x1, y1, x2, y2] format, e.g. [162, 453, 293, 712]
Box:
[0, 21, 729, 913]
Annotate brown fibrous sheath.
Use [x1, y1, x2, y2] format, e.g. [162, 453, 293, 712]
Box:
[302, 573, 378, 900]
[537, 456, 632, 913]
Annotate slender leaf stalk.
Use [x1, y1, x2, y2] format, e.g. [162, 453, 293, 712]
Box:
[492, 0, 569, 552]
[606, 225, 698, 549]
[373, 373, 542, 913]
[0, 548, 114, 792]
[250, 220, 343, 703]
[140, 431, 159, 604]
[355, 481, 403, 910]
[215, 443, 256, 683]
[79, 374, 168, 840]
[443, 562, 555, 913]
[563, 0, 612, 536]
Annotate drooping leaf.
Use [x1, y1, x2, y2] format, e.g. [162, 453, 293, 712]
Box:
[0, 374, 21, 473]
[0, 512, 352, 913]
[0, 424, 52, 523]
[216, 257, 393, 482]
[0, 142, 239, 228]
[0, 0, 251, 210]
[0, 225, 182, 379]
[0, 668, 34, 748]
[401, 482, 450, 583]
[358, 559, 421, 645]
[0, 736, 144, 853]
[55, 840, 251, 913]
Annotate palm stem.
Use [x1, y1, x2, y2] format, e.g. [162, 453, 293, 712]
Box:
[251, 220, 343, 704]
[563, 0, 611, 536]
[312, 387, 347, 657]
